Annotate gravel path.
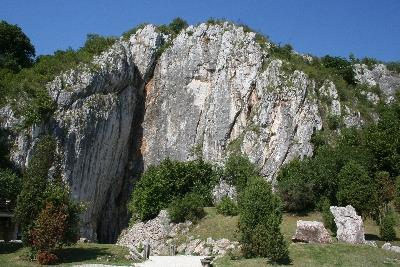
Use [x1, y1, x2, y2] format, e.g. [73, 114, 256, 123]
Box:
[134, 256, 206, 267]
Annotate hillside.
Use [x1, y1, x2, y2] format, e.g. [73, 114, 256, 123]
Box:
[1, 20, 400, 243]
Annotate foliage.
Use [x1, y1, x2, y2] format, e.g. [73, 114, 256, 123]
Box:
[14, 135, 80, 250]
[238, 176, 289, 263]
[1, 31, 116, 127]
[128, 158, 217, 221]
[168, 193, 206, 223]
[0, 168, 21, 211]
[0, 20, 35, 71]
[337, 161, 378, 217]
[321, 197, 337, 234]
[395, 176, 400, 212]
[379, 209, 397, 241]
[223, 154, 259, 193]
[155, 17, 188, 58]
[30, 202, 68, 253]
[216, 197, 238, 216]
[321, 55, 355, 85]
[15, 136, 57, 232]
[37, 250, 59, 265]
[277, 159, 315, 212]
[386, 61, 400, 73]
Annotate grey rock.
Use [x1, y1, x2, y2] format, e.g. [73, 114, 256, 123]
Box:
[330, 205, 365, 244]
[382, 242, 400, 253]
[292, 220, 332, 244]
[212, 180, 237, 204]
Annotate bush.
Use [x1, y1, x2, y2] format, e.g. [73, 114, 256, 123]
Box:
[0, 168, 21, 210]
[337, 161, 378, 217]
[321, 198, 336, 234]
[37, 251, 58, 265]
[168, 193, 205, 223]
[30, 202, 68, 253]
[239, 176, 289, 263]
[277, 159, 315, 212]
[394, 176, 400, 212]
[216, 197, 238, 216]
[380, 210, 397, 241]
[224, 154, 259, 193]
[129, 159, 217, 221]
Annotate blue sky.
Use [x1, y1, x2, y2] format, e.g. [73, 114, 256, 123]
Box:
[1, 0, 399, 61]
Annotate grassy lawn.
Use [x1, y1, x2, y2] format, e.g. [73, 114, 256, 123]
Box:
[0, 242, 134, 266]
[183, 208, 400, 266]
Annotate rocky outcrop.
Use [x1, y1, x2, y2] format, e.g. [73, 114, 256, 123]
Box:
[330, 205, 365, 244]
[142, 23, 322, 180]
[2, 22, 400, 242]
[117, 210, 191, 255]
[354, 64, 400, 102]
[177, 237, 240, 256]
[292, 220, 332, 244]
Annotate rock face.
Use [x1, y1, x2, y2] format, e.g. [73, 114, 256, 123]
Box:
[330, 205, 365, 244]
[212, 180, 237, 204]
[1, 22, 400, 242]
[292, 220, 332, 244]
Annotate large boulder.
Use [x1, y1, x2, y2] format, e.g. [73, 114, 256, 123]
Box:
[382, 243, 400, 253]
[330, 205, 365, 244]
[292, 220, 332, 244]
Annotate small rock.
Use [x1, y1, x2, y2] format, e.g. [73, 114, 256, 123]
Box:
[382, 243, 400, 253]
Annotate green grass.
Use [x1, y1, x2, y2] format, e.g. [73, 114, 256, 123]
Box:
[179, 208, 400, 266]
[0, 242, 135, 266]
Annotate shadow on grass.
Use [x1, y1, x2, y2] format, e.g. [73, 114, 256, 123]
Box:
[0, 242, 23, 254]
[56, 247, 112, 263]
[365, 234, 380, 241]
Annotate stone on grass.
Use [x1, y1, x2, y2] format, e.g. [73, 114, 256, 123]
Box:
[292, 220, 332, 244]
[330, 205, 365, 244]
[382, 243, 400, 253]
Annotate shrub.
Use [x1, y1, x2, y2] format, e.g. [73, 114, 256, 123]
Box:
[239, 176, 289, 263]
[395, 176, 400, 212]
[37, 251, 58, 265]
[129, 159, 217, 221]
[30, 202, 68, 253]
[277, 159, 315, 212]
[0, 168, 21, 210]
[216, 197, 238, 216]
[168, 193, 205, 223]
[380, 210, 397, 241]
[15, 136, 56, 235]
[337, 161, 378, 217]
[224, 154, 259, 193]
[321, 197, 336, 234]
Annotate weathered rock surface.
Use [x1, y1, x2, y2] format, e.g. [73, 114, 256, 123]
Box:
[330, 205, 365, 244]
[212, 180, 237, 204]
[292, 220, 332, 244]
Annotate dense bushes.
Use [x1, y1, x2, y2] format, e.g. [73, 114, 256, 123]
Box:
[239, 176, 289, 263]
[277, 159, 315, 212]
[216, 197, 238, 216]
[0, 169, 21, 211]
[277, 94, 400, 219]
[168, 193, 206, 223]
[223, 153, 259, 193]
[321, 198, 336, 234]
[128, 158, 217, 221]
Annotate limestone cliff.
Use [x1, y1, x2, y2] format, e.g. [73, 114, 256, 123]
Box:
[1, 22, 399, 242]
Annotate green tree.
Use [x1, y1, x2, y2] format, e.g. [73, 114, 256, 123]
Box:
[0, 169, 21, 211]
[0, 20, 35, 70]
[277, 159, 315, 212]
[224, 154, 259, 193]
[239, 176, 289, 263]
[337, 161, 378, 217]
[380, 209, 397, 241]
[168, 193, 205, 223]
